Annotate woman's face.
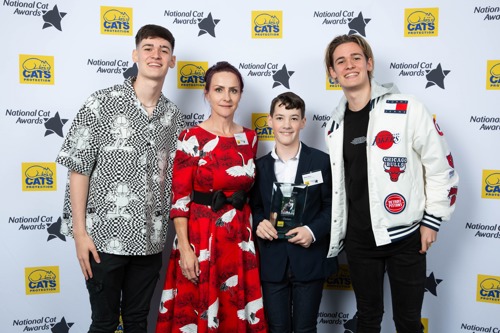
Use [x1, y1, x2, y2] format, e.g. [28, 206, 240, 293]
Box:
[205, 71, 242, 119]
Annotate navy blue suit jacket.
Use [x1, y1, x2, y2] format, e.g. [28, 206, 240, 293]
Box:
[251, 143, 337, 282]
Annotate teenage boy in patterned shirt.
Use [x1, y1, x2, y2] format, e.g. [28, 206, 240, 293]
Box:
[56, 24, 184, 333]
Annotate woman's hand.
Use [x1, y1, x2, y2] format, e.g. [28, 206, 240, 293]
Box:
[179, 246, 200, 284]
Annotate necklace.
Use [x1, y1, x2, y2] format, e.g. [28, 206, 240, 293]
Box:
[141, 102, 156, 108]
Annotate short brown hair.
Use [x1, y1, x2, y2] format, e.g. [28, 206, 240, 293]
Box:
[135, 24, 175, 51]
[269, 92, 305, 118]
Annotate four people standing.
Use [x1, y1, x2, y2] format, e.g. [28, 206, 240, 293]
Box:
[57, 21, 459, 333]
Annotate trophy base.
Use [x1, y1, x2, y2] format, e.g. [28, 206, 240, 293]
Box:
[277, 232, 297, 240]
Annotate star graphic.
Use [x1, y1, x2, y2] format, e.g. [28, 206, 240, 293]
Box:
[42, 5, 67, 31]
[272, 64, 295, 89]
[198, 12, 220, 38]
[348, 12, 371, 37]
[425, 272, 443, 296]
[343, 314, 358, 332]
[425, 63, 450, 89]
[123, 63, 138, 79]
[47, 217, 66, 242]
[44, 112, 68, 137]
[50, 317, 74, 333]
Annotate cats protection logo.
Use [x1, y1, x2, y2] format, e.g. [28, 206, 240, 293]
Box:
[252, 11, 282, 38]
[100, 6, 132, 35]
[326, 75, 342, 90]
[486, 60, 500, 90]
[22, 162, 57, 191]
[482, 170, 500, 199]
[404, 8, 439, 37]
[25, 266, 60, 295]
[177, 61, 207, 89]
[19, 54, 54, 85]
[476, 274, 500, 304]
[253, 113, 274, 141]
[324, 264, 352, 291]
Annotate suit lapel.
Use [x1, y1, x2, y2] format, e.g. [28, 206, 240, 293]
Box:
[261, 153, 277, 184]
[295, 143, 311, 184]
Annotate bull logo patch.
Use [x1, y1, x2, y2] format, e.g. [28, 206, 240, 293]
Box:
[383, 157, 407, 182]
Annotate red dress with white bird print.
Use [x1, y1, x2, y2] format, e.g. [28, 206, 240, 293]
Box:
[156, 126, 267, 333]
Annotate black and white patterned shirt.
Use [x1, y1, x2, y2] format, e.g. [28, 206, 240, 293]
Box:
[56, 77, 185, 255]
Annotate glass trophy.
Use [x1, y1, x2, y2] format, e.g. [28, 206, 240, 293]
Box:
[269, 182, 308, 239]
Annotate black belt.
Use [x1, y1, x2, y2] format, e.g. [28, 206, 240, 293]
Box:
[192, 190, 247, 212]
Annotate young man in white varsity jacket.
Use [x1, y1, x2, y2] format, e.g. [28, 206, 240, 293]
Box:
[323, 34, 459, 333]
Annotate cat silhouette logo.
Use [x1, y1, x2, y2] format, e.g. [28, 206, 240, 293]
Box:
[100, 6, 133, 35]
[25, 266, 60, 294]
[177, 61, 207, 89]
[22, 162, 57, 191]
[19, 54, 54, 85]
[404, 8, 439, 37]
[252, 11, 282, 38]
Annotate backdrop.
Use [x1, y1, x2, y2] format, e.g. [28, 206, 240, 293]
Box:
[1, 1, 499, 332]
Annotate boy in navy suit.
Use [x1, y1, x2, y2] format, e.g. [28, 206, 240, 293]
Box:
[251, 92, 337, 333]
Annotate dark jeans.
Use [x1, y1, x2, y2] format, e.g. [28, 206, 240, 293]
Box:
[262, 267, 325, 333]
[86, 252, 163, 333]
[346, 241, 426, 333]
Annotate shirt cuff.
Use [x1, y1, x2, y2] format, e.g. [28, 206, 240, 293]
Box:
[303, 225, 316, 243]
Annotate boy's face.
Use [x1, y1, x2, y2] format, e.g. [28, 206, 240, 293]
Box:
[328, 41, 372, 92]
[132, 37, 176, 81]
[268, 104, 305, 148]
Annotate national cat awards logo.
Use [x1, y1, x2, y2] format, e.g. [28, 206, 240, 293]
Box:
[473, 6, 500, 21]
[8, 215, 66, 242]
[22, 162, 57, 191]
[3, 1, 67, 31]
[486, 60, 500, 90]
[4, 108, 68, 137]
[312, 10, 371, 37]
[164, 10, 220, 37]
[238, 62, 295, 89]
[253, 113, 273, 141]
[252, 11, 282, 38]
[404, 8, 439, 37]
[100, 6, 132, 35]
[388, 61, 450, 89]
[12, 316, 74, 332]
[19, 54, 54, 85]
[177, 61, 207, 89]
[25, 266, 60, 295]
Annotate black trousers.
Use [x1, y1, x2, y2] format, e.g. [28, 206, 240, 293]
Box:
[346, 237, 426, 333]
[86, 252, 163, 333]
[261, 264, 325, 333]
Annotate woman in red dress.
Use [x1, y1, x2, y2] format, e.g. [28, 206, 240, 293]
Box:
[156, 61, 267, 333]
